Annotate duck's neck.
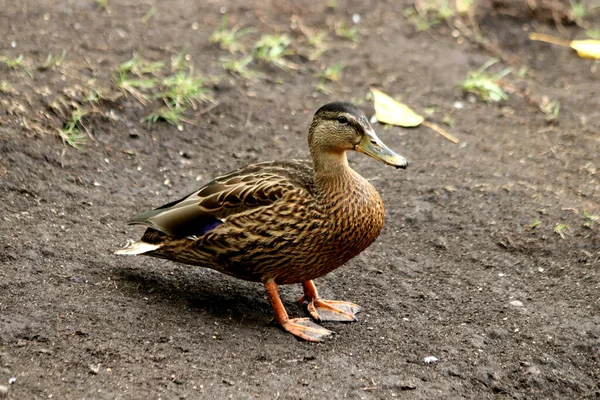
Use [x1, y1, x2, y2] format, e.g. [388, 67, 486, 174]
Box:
[312, 150, 362, 196]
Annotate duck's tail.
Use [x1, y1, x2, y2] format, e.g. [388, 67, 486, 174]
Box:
[115, 228, 168, 255]
[114, 240, 161, 255]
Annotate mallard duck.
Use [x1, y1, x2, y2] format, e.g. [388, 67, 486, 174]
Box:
[116, 102, 407, 342]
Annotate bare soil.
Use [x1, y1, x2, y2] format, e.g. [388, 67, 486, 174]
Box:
[1, 1, 599, 399]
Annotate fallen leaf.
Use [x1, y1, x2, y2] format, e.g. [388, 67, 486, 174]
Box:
[529, 33, 600, 60]
[370, 88, 424, 127]
[570, 40, 600, 59]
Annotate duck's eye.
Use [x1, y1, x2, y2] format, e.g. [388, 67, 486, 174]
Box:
[337, 116, 348, 125]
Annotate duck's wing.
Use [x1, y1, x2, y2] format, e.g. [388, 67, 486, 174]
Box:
[126, 160, 314, 238]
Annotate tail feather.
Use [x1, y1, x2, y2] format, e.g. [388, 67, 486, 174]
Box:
[114, 240, 161, 255]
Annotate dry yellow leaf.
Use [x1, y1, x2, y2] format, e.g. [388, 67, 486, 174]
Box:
[370, 88, 424, 127]
[529, 33, 600, 60]
[570, 40, 600, 59]
[370, 88, 459, 143]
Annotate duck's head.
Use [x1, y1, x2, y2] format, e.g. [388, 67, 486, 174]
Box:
[308, 102, 408, 169]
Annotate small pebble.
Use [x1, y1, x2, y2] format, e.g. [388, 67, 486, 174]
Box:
[89, 364, 100, 375]
[525, 366, 541, 375]
[509, 300, 524, 307]
[8, 378, 16, 384]
[423, 356, 438, 364]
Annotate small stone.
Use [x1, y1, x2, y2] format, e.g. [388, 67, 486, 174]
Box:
[525, 366, 541, 375]
[398, 381, 417, 390]
[509, 300, 524, 307]
[89, 364, 100, 375]
[0, 384, 8, 397]
[423, 356, 438, 364]
[8, 377, 15, 384]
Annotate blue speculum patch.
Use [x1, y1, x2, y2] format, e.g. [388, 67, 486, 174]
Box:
[197, 218, 223, 236]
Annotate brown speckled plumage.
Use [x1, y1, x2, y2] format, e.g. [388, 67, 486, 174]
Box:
[117, 102, 407, 341]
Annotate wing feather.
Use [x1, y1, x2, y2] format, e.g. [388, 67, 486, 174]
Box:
[127, 160, 314, 238]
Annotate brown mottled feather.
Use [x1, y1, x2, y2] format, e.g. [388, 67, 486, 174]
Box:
[133, 160, 384, 284]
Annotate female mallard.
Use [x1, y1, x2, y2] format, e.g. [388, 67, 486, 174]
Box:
[116, 102, 407, 342]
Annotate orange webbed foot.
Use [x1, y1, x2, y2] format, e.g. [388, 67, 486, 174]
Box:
[305, 299, 361, 322]
[298, 280, 361, 322]
[281, 318, 333, 342]
[264, 280, 333, 342]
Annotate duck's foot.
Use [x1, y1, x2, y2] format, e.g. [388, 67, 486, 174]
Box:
[306, 299, 361, 322]
[281, 318, 333, 342]
[264, 279, 333, 342]
[298, 280, 361, 322]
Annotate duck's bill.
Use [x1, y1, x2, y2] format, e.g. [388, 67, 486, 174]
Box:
[356, 129, 408, 169]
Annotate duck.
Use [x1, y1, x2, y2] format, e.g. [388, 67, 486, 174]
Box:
[116, 102, 407, 342]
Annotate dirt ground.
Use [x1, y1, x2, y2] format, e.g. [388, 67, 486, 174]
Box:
[1, 0, 599, 398]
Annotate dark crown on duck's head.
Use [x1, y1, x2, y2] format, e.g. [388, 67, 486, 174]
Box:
[313, 102, 369, 128]
[315, 102, 362, 117]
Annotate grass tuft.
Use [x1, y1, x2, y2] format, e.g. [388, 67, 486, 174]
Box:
[115, 50, 212, 129]
[0, 81, 12, 94]
[569, 1, 588, 23]
[540, 99, 560, 122]
[306, 29, 329, 60]
[253, 34, 295, 70]
[334, 21, 359, 42]
[60, 107, 89, 149]
[1, 54, 33, 78]
[460, 59, 511, 103]
[118, 52, 164, 76]
[42, 50, 67, 70]
[116, 72, 158, 105]
[222, 54, 259, 80]
[554, 224, 569, 239]
[143, 105, 186, 129]
[210, 14, 253, 53]
[316, 62, 344, 92]
[161, 68, 211, 109]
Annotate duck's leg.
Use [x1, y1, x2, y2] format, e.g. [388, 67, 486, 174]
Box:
[298, 280, 361, 322]
[263, 280, 332, 342]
